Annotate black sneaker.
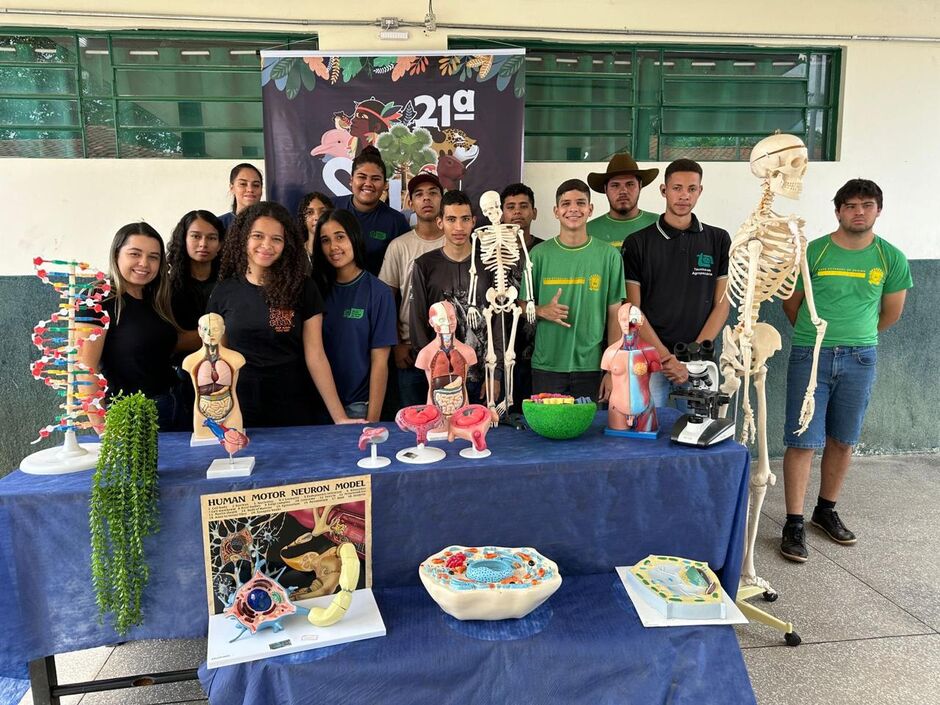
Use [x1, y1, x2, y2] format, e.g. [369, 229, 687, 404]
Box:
[780, 522, 808, 562]
[811, 507, 857, 545]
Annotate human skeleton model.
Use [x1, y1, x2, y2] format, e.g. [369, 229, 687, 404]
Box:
[415, 301, 477, 428]
[183, 313, 246, 443]
[467, 191, 536, 416]
[719, 133, 827, 596]
[600, 303, 663, 433]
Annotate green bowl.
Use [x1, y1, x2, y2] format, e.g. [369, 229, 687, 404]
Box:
[522, 400, 597, 440]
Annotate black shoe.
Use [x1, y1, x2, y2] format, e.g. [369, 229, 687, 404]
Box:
[811, 507, 857, 545]
[780, 522, 808, 562]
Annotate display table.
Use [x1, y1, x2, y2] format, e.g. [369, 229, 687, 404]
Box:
[0, 408, 751, 696]
[200, 572, 756, 705]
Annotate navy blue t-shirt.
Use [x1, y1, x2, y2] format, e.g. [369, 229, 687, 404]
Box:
[333, 195, 410, 276]
[321, 271, 397, 405]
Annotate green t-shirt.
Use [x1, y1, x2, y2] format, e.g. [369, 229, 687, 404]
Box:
[792, 234, 913, 347]
[521, 236, 626, 372]
[587, 210, 658, 250]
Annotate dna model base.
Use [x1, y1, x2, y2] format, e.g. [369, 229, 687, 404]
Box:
[20, 430, 100, 475]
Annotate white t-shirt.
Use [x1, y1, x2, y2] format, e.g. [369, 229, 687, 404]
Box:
[378, 229, 444, 344]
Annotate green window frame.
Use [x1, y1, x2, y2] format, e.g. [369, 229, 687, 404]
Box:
[451, 39, 841, 162]
[0, 28, 317, 158]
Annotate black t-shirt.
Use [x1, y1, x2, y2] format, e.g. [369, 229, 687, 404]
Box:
[621, 214, 730, 353]
[208, 276, 324, 370]
[171, 275, 217, 331]
[99, 294, 177, 398]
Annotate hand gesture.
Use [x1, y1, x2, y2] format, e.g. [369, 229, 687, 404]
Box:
[537, 288, 570, 328]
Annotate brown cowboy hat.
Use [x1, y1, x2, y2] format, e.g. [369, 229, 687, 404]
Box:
[587, 153, 659, 192]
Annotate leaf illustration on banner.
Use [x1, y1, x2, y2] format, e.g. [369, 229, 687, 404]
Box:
[285, 60, 303, 99]
[372, 56, 397, 74]
[270, 58, 295, 83]
[392, 56, 417, 81]
[303, 56, 329, 80]
[341, 57, 364, 82]
[299, 62, 316, 91]
[476, 54, 508, 83]
[465, 55, 494, 79]
[408, 57, 429, 76]
[439, 56, 461, 77]
[400, 100, 417, 127]
[329, 57, 341, 84]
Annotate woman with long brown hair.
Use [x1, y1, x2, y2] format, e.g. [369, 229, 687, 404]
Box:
[79, 222, 182, 430]
[208, 201, 358, 427]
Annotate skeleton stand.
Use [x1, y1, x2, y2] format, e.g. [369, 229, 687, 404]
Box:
[467, 192, 536, 416]
[720, 180, 826, 647]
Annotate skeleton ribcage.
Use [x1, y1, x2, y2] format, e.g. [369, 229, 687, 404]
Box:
[478, 230, 521, 296]
[726, 217, 802, 320]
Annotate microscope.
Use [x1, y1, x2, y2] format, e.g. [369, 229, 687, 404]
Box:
[669, 341, 735, 447]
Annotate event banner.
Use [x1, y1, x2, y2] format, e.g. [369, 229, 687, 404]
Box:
[260, 50, 525, 214]
[200, 475, 372, 616]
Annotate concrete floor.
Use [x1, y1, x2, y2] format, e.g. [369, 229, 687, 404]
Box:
[15, 454, 940, 705]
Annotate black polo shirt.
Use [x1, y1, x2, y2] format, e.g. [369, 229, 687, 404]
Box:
[621, 214, 730, 353]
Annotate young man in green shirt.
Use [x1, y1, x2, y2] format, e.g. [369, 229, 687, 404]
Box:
[780, 179, 913, 562]
[521, 179, 625, 401]
[586, 152, 660, 250]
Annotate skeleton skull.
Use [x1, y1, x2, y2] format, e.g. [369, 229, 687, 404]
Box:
[749, 133, 808, 200]
[479, 190, 502, 226]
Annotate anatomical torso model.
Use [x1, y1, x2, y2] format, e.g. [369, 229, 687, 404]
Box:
[600, 302, 662, 436]
[183, 313, 246, 445]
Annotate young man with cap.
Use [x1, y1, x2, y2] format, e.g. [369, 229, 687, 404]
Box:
[521, 179, 625, 400]
[587, 152, 660, 251]
[622, 158, 731, 407]
[379, 173, 445, 407]
[779, 178, 912, 562]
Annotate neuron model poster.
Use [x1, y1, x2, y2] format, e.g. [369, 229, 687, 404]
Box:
[200, 476, 383, 667]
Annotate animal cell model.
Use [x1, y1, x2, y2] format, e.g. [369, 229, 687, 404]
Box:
[419, 546, 562, 620]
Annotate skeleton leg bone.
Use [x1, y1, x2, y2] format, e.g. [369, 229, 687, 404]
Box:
[740, 323, 781, 593]
[482, 306, 497, 413]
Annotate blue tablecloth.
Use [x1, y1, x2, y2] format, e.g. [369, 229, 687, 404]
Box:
[199, 573, 756, 705]
[0, 408, 750, 681]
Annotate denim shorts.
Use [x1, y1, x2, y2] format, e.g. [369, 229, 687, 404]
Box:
[784, 345, 877, 449]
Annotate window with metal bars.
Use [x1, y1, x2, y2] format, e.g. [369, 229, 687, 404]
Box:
[0, 29, 317, 158]
[452, 40, 841, 162]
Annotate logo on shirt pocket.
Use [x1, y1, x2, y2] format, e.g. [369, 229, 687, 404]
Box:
[370, 231, 387, 241]
[868, 268, 884, 285]
[589, 274, 601, 291]
[344, 307, 365, 319]
[269, 308, 295, 333]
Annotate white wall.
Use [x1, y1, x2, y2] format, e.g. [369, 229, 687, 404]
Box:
[4, 1, 940, 274]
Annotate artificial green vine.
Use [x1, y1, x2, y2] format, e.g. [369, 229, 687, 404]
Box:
[89, 393, 160, 635]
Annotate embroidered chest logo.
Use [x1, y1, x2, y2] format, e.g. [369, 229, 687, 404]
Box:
[269, 307, 295, 333]
[868, 267, 884, 285]
[344, 307, 365, 319]
[692, 251, 715, 276]
[589, 274, 601, 291]
[369, 230, 387, 241]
